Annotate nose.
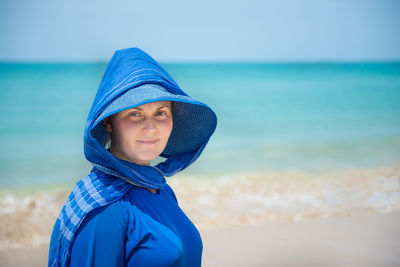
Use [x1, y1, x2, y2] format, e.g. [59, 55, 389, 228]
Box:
[143, 118, 156, 131]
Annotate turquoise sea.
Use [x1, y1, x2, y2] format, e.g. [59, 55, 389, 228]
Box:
[0, 62, 400, 188]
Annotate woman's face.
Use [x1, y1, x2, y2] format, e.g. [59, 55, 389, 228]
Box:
[104, 101, 173, 165]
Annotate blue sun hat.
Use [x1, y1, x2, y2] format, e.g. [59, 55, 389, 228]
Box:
[84, 47, 217, 189]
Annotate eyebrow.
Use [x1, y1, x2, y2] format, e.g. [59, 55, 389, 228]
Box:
[132, 105, 171, 111]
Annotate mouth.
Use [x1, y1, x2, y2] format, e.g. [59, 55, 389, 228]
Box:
[137, 139, 158, 145]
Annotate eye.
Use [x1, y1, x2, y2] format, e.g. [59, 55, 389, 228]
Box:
[155, 110, 170, 117]
[129, 111, 141, 117]
[155, 111, 167, 116]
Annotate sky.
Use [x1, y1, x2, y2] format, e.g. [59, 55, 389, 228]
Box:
[0, 0, 399, 62]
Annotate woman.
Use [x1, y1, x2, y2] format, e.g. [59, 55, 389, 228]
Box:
[48, 47, 217, 267]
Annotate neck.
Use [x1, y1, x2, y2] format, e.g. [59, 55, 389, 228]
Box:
[109, 146, 150, 166]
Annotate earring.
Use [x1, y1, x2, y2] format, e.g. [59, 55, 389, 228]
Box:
[105, 138, 111, 149]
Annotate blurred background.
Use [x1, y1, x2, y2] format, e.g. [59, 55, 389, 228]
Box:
[0, 0, 400, 266]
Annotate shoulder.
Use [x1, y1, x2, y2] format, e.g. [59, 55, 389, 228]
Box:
[70, 201, 128, 266]
[76, 200, 129, 237]
[90, 200, 128, 219]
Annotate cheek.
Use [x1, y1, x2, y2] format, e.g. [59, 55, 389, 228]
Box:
[113, 121, 138, 141]
[157, 120, 173, 141]
[164, 119, 173, 136]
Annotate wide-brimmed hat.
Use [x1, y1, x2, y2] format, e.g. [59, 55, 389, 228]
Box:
[90, 83, 217, 157]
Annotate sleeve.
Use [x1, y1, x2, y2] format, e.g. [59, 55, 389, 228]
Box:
[69, 201, 128, 267]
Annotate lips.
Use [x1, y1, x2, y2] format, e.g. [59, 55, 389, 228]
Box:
[137, 139, 158, 145]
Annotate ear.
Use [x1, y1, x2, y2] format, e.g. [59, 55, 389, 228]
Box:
[103, 118, 112, 132]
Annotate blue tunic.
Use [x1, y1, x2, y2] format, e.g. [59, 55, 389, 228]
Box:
[69, 184, 202, 267]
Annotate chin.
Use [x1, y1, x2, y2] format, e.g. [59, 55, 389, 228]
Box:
[133, 154, 160, 164]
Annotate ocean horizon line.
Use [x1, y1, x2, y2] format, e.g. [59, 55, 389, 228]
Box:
[1, 60, 400, 65]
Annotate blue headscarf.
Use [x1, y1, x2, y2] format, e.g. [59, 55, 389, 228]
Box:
[48, 47, 217, 266]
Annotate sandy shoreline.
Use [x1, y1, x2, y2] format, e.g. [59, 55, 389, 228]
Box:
[202, 211, 400, 267]
[1, 211, 399, 267]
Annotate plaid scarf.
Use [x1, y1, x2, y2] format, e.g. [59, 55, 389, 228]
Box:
[48, 169, 131, 267]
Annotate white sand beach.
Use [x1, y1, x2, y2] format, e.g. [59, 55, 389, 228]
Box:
[1, 211, 399, 267]
[201, 211, 400, 267]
